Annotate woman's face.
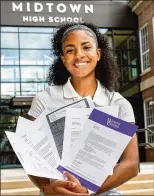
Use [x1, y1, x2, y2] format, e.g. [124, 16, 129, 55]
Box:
[61, 30, 101, 79]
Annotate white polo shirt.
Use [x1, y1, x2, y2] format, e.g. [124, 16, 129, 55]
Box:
[28, 78, 135, 123]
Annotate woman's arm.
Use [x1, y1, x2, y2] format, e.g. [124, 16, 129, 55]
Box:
[96, 133, 139, 194]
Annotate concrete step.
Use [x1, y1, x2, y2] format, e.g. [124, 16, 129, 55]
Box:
[131, 173, 154, 181]
[117, 180, 154, 190]
[1, 165, 154, 195]
[120, 188, 154, 195]
[1, 187, 39, 195]
[1, 179, 36, 190]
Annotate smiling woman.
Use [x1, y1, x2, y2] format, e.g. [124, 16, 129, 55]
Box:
[28, 22, 138, 196]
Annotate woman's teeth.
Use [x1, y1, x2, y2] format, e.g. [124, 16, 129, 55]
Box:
[75, 62, 87, 67]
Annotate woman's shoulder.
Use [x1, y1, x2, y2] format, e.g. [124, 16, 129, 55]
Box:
[36, 84, 63, 100]
[105, 89, 129, 105]
[112, 92, 135, 122]
[113, 92, 131, 106]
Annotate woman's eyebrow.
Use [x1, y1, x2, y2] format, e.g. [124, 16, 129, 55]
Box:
[81, 41, 90, 45]
[64, 44, 74, 49]
[64, 42, 90, 49]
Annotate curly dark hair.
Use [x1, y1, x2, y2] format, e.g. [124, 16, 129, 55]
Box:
[48, 22, 120, 91]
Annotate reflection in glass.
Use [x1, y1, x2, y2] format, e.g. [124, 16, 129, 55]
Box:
[1, 83, 20, 96]
[1, 66, 20, 82]
[21, 83, 46, 96]
[99, 28, 108, 34]
[20, 50, 53, 65]
[20, 33, 52, 49]
[1, 27, 18, 32]
[20, 66, 48, 82]
[1, 49, 19, 65]
[19, 27, 55, 33]
[1, 33, 19, 48]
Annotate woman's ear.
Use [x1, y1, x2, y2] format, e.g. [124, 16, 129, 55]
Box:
[97, 48, 101, 61]
[61, 55, 65, 66]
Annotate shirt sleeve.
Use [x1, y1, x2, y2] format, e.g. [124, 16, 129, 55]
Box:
[116, 98, 135, 123]
[28, 94, 46, 118]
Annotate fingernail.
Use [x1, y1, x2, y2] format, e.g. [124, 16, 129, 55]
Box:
[71, 182, 77, 187]
[63, 171, 67, 175]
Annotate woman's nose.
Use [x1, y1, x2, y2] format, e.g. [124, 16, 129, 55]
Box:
[75, 49, 85, 59]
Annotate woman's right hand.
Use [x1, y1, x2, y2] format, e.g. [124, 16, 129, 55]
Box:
[43, 179, 77, 195]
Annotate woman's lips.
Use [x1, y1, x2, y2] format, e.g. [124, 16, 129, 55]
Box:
[74, 62, 88, 67]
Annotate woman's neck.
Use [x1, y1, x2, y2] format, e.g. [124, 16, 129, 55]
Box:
[71, 76, 97, 98]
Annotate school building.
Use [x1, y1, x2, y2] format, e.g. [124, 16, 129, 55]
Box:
[0, 0, 154, 169]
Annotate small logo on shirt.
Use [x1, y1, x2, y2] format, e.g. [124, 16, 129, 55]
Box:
[107, 118, 120, 129]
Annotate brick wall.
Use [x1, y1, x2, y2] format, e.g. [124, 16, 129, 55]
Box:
[138, 2, 154, 100]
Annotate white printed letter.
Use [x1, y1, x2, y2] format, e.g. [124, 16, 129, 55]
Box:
[12, 2, 22, 11]
[34, 3, 43, 12]
[46, 3, 54, 12]
[85, 4, 93, 14]
[57, 3, 66, 13]
[69, 4, 81, 13]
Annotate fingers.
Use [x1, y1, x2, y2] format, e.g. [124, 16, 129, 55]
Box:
[44, 179, 89, 195]
[57, 180, 77, 188]
[55, 187, 89, 195]
[63, 171, 80, 184]
[55, 186, 78, 195]
[43, 180, 77, 195]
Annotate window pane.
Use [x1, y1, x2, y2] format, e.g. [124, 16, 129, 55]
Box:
[1, 33, 18, 48]
[1, 49, 19, 65]
[1, 66, 20, 82]
[21, 83, 46, 96]
[143, 52, 150, 70]
[20, 66, 49, 82]
[1, 27, 18, 32]
[19, 27, 54, 33]
[99, 29, 108, 34]
[114, 35, 130, 49]
[20, 50, 53, 65]
[19, 33, 52, 49]
[1, 83, 20, 96]
[113, 30, 134, 35]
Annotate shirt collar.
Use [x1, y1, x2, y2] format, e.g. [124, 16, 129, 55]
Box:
[63, 77, 82, 99]
[63, 77, 107, 106]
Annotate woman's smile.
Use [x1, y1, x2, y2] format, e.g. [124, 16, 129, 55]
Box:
[73, 61, 89, 68]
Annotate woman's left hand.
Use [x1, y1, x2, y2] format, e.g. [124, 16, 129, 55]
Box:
[63, 171, 89, 194]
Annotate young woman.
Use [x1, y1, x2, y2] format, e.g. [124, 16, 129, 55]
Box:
[28, 23, 138, 195]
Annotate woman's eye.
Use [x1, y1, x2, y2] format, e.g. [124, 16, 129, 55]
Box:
[84, 46, 91, 50]
[66, 49, 74, 53]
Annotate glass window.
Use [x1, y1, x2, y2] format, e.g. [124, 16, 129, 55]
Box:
[1, 66, 20, 82]
[114, 35, 130, 49]
[113, 30, 134, 35]
[20, 66, 48, 82]
[19, 33, 52, 49]
[139, 24, 150, 71]
[19, 27, 55, 33]
[99, 29, 108, 34]
[1, 33, 19, 48]
[1, 49, 19, 65]
[1, 83, 20, 96]
[1, 27, 18, 32]
[144, 100, 154, 144]
[20, 50, 53, 65]
[21, 83, 46, 96]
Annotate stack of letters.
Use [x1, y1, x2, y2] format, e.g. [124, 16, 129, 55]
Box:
[6, 96, 138, 192]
